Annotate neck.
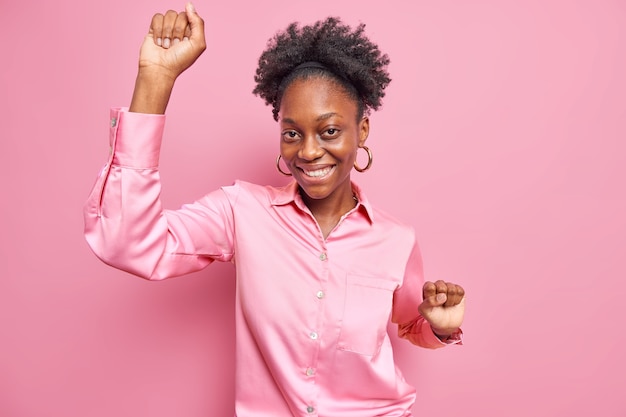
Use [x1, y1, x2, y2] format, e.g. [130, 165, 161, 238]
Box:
[300, 184, 357, 222]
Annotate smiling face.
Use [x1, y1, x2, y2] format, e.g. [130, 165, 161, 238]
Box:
[278, 76, 369, 211]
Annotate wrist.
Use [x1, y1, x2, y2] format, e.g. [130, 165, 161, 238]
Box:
[431, 326, 463, 343]
[129, 69, 176, 114]
[431, 326, 456, 339]
[136, 65, 178, 85]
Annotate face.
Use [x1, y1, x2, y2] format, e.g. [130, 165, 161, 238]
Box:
[278, 77, 369, 207]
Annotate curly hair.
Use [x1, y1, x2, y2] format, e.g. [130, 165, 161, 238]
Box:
[253, 17, 391, 121]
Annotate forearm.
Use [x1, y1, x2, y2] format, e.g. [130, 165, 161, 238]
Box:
[431, 324, 461, 338]
[84, 109, 169, 278]
[129, 69, 176, 114]
[83, 109, 214, 279]
[397, 316, 449, 349]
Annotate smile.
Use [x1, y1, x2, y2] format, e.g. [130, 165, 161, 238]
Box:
[302, 166, 334, 178]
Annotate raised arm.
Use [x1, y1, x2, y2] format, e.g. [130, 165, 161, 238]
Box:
[84, 4, 236, 280]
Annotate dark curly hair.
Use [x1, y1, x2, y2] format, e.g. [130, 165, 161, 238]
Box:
[253, 17, 391, 121]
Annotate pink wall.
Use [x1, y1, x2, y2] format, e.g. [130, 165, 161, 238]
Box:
[1, 1, 625, 416]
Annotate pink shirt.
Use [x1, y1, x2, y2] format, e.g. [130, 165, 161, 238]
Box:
[84, 108, 459, 417]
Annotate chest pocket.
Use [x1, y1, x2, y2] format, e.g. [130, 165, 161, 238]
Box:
[337, 274, 397, 356]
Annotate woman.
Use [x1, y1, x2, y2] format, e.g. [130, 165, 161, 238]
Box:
[84, 3, 466, 416]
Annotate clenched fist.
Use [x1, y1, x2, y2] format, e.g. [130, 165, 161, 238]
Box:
[418, 280, 465, 338]
[138, 2, 206, 80]
[130, 3, 206, 114]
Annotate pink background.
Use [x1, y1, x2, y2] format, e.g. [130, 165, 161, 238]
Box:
[1, 0, 625, 416]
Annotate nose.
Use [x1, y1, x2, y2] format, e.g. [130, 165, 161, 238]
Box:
[298, 134, 324, 161]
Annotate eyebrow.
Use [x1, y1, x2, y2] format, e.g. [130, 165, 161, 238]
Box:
[281, 113, 342, 125]
[316, 112, 341, 121]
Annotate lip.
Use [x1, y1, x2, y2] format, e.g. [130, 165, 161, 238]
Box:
[297, 165, 336, 182]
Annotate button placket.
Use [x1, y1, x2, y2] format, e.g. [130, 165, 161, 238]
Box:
[303, 242, 324, 416]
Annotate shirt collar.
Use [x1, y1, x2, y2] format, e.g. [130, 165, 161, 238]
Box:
[269, 180, 375, 223]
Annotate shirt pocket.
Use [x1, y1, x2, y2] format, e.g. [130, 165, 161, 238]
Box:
[337, 274, 398, 356]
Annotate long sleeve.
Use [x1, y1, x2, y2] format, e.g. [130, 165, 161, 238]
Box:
[83, 108, 235, 280]
[392, 235, 462, 348]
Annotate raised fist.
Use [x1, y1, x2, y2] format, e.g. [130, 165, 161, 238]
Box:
[137, 2, 206, 81]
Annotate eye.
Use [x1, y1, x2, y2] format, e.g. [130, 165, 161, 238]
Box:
[322, 128, 340, 139]
[282, 130, 300, 142]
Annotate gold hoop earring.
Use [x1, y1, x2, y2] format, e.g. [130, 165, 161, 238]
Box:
[354, 146, 373, 172]
[276, 155, 292, 176]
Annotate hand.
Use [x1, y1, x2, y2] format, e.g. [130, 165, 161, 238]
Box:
[138, 2, 206, 81]
[418, 280, 465, 337]
[129, 3, 206, 114]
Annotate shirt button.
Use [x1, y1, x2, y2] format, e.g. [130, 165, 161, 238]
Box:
[306, 367, 315, 376]
[316, 290, 325, 299]
[319, 252, 327, 261]
[110, 117, 117, 127]
[306, 406, 315, 414]
[309, 331, 318, 340]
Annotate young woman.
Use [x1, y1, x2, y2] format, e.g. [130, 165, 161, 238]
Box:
[84, 3, 466, 416]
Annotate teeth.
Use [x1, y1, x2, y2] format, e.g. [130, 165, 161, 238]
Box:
[303, 167, 332, 177]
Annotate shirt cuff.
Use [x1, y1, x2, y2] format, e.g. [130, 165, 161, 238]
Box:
[110, 107, 166, 169]
[433, 327, 463, 345]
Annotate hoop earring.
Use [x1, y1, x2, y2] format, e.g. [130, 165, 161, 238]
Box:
[354, 146, 373, 172]
[276, 155, 292, 176]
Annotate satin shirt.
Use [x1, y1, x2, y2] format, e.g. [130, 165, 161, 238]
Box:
[83, 108, 457, 417]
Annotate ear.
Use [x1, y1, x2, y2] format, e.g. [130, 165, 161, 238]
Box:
[358, 116, 370, 147]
